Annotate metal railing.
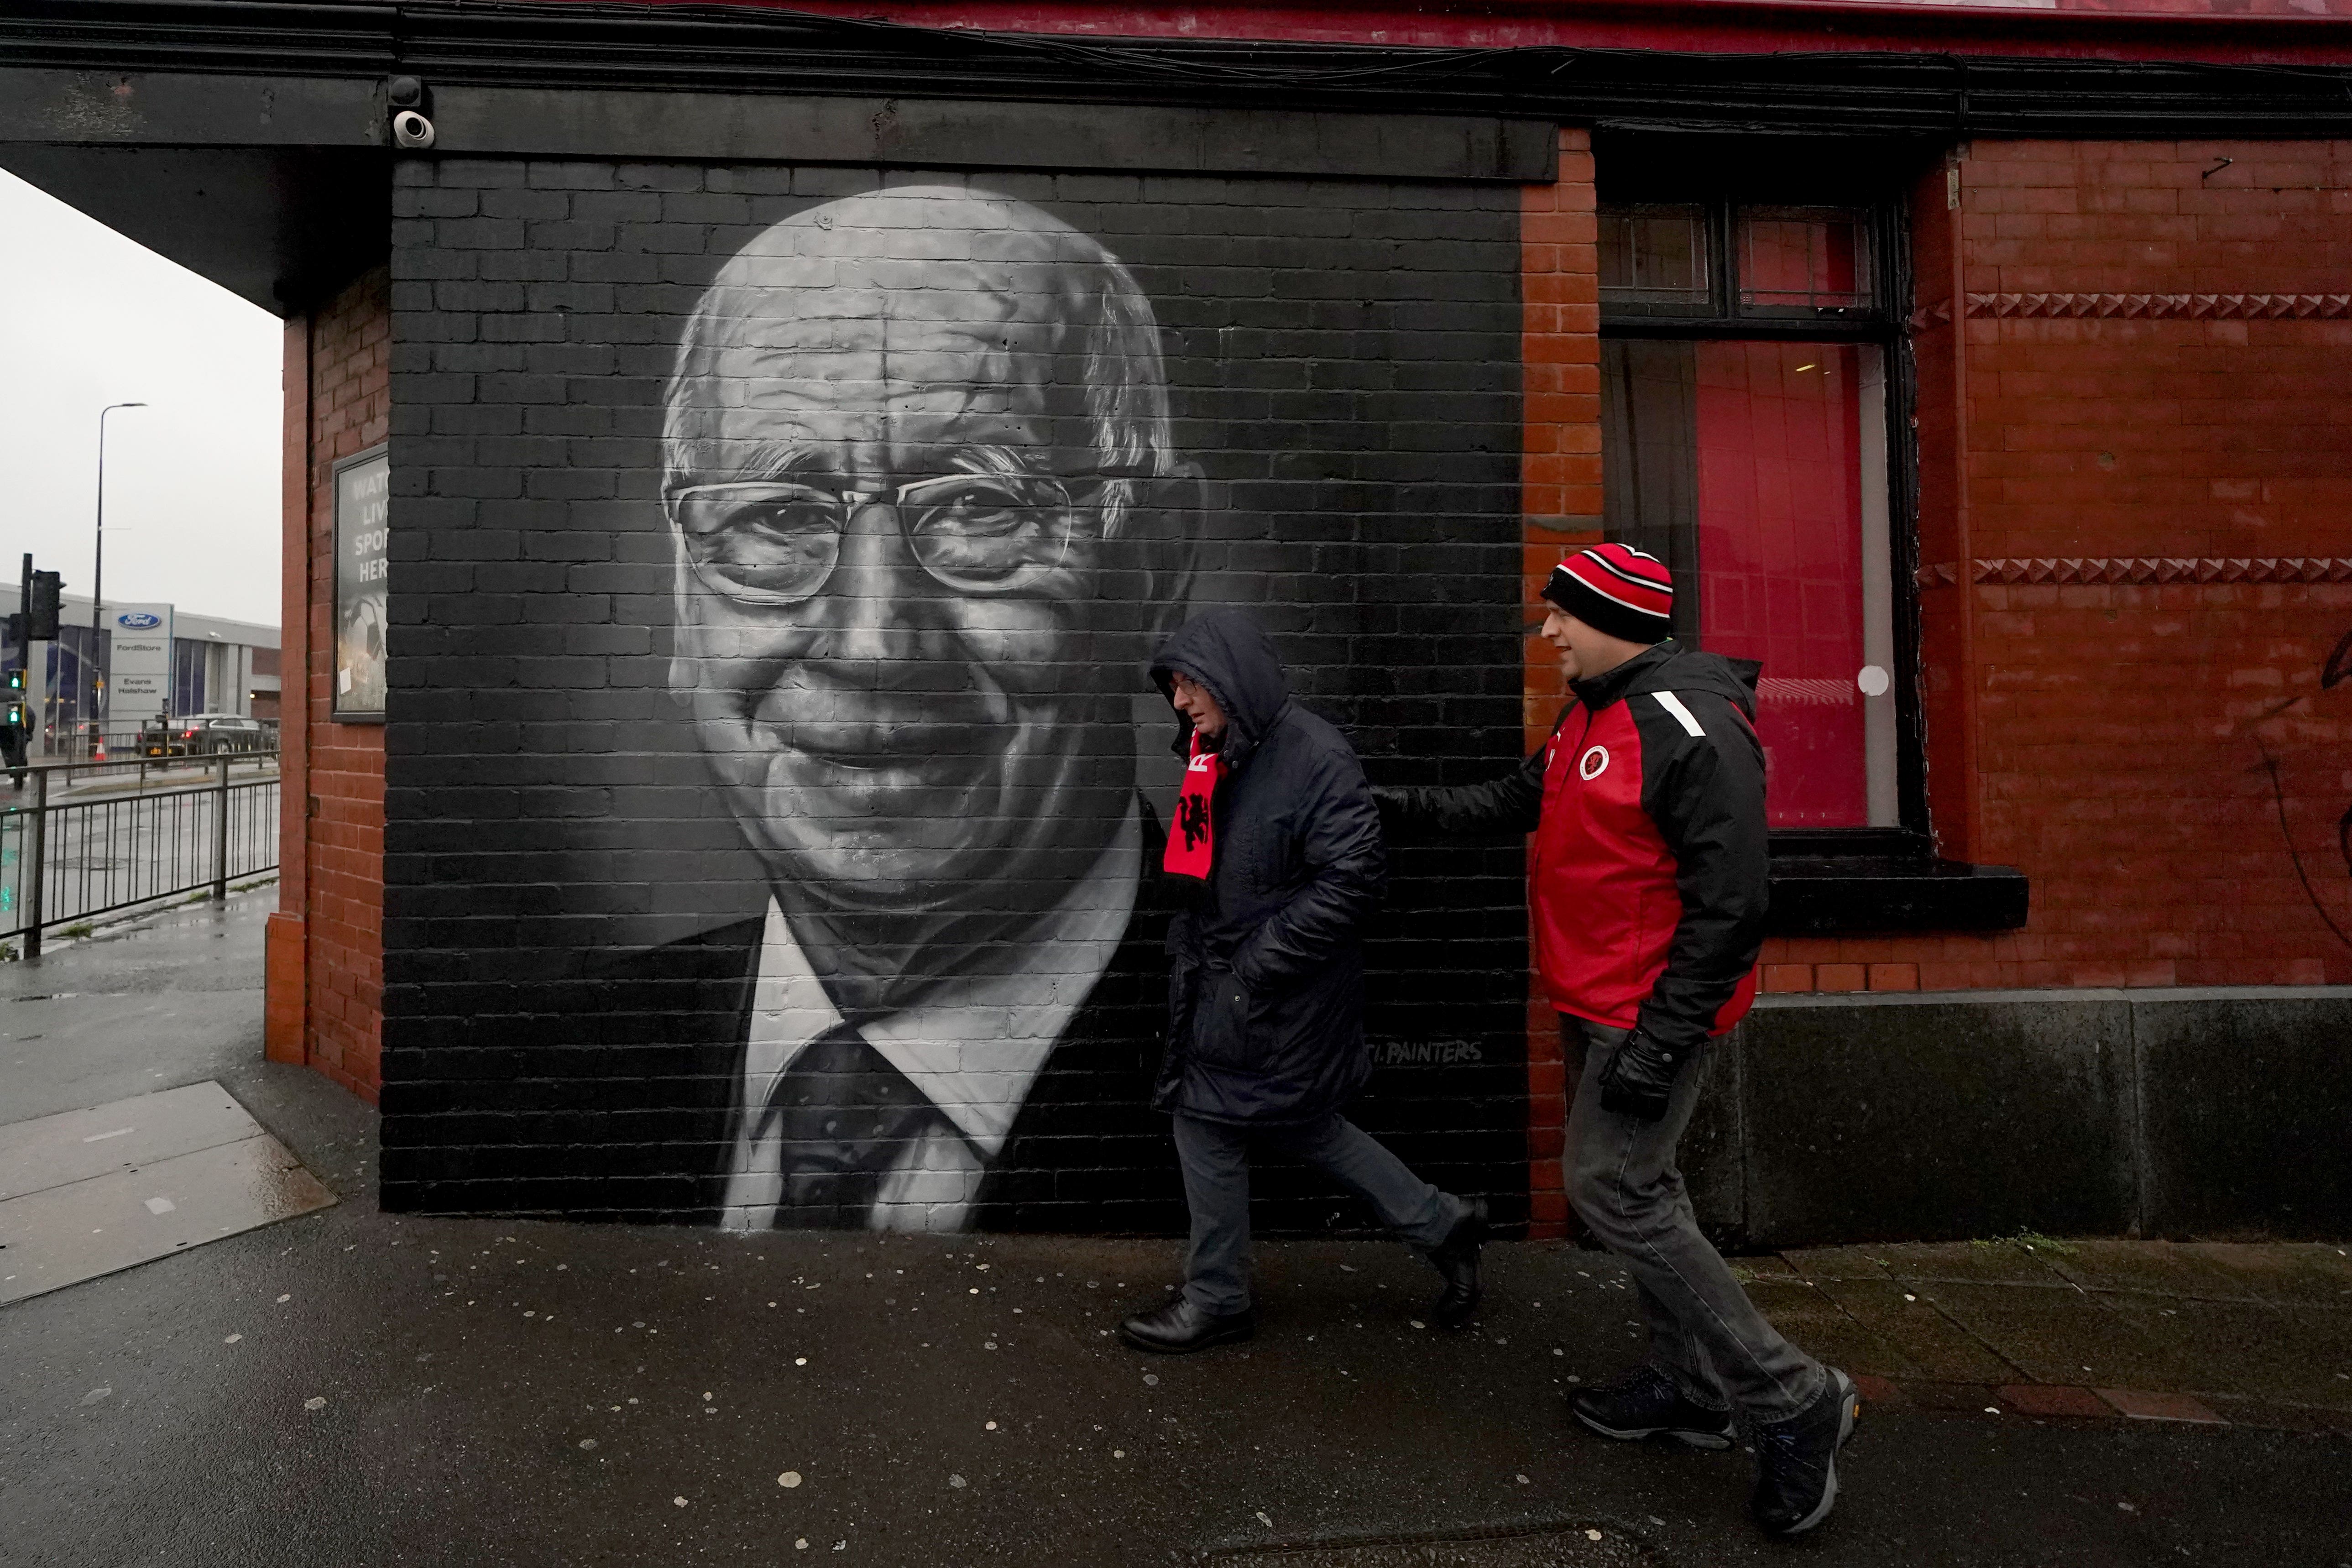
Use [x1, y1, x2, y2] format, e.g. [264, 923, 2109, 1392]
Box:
[0, 751, 281, 957]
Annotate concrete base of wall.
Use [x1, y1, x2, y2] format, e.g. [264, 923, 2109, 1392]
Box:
[1682, 987, 2352, 1248]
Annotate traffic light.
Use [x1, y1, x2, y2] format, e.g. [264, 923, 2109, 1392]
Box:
[26, 571, 61, 641]
[3, 613, 20, 648]
[4, 665, 22, 729]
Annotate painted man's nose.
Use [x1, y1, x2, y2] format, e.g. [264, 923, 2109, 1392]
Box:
[821, 498, 930, 659]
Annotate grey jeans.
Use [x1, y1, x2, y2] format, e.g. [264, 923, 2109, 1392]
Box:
[1172, 1112, 1463, 1315]
[1564, 1015, 1825, 1425]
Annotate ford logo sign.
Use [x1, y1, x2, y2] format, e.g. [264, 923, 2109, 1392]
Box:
[116, 612, 162, 629]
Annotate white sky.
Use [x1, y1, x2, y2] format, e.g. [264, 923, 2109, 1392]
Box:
[0, 169, 283, 629]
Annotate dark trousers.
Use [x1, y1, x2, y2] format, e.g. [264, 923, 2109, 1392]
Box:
[1563, 1014, 1825, 1424]
[1172, 1111, 1463, 1315]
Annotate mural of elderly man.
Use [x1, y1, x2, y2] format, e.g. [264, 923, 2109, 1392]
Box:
[656, 185, 1198, 1234]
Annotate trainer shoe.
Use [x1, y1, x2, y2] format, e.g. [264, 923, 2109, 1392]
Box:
[1569, 1364, 1735, 1450]
[1750, 1368, 1860, 1536]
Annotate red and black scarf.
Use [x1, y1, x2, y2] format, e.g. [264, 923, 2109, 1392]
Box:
[1162, 731, 1223, 882]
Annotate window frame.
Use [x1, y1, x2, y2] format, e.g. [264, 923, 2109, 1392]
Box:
[1596, 162, 1929, 856]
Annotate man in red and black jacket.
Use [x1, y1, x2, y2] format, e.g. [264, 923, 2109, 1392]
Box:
[1377, 543, 1859, 1539]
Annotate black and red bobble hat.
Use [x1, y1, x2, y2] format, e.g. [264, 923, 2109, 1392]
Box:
[1541, 543, 1673, 645]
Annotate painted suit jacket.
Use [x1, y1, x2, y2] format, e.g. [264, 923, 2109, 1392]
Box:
[575, 809, 1184, 1233]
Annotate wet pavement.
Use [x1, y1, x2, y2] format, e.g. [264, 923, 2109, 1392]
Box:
[0, 891, 289, 1123]
[1, 897, 2349, 1567]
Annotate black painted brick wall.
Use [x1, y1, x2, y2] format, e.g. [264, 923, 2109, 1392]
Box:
[379, 157, 1529, 1233]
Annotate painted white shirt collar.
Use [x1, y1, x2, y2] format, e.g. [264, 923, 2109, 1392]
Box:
[720, 803, 1141, 1233]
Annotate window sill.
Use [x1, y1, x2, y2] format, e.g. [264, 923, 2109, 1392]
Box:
[1767, 855, 2029, 935]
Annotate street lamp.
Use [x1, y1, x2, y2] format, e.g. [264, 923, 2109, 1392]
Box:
[93, 400, 145, 756]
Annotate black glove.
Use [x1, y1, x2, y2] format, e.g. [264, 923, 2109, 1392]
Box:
[1596, 1030, 1689, 1123]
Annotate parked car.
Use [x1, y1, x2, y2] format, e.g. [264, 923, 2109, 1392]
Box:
[172, 714, 268, 755]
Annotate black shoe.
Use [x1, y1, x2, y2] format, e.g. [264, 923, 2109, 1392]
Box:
[1426, 1197, 1489, 1329]
[1751, 1368, 1860, 1537]
[1570, 1364, 1735, 1450]
[1118, 1296, 1255, 1355]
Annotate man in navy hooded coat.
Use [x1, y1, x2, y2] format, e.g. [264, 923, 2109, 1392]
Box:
[1117, 607, 1487, 1354]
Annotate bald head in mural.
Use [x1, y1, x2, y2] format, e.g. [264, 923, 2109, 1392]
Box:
[661, 185, 1197, 1233]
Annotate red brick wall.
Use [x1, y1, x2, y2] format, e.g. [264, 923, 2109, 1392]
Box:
[1761, 139, 2352, 993]
[1523, 129, 1599, 1236]
[264, 266, 389, 1101]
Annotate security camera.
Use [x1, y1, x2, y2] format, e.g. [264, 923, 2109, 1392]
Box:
[392, 110, 436, 150]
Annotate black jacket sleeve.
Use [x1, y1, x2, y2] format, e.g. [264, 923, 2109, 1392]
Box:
[1371, 723, 1557, 843]
[1231, 741, 1387, 992]
[1633, 699, 1770, 1056]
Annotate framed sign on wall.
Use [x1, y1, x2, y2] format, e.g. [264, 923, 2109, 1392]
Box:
[332, 444, 389, 723]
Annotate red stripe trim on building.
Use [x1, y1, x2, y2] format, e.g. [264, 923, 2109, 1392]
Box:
[552, 0, 2352, 63]
[1969, 292, 2352, 320]
[1918, 557, 2352, 587]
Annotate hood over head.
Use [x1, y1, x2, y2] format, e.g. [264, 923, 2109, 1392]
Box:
[1148, 607, 1292, 757]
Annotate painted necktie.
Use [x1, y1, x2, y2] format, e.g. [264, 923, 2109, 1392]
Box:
[766, 1022, 943, 1229]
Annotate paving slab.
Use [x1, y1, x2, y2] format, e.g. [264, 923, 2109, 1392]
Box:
[2274, 1305, 2352, 1412]
[1798, 1276, 2024, 1385]
[1866, 1240, 2078, 1289]
[2179, 1243, 2352, 1306]
[0, 1078, 337, 1307]
[1891, 1380, 2013, 1416]
[2087, 1295, 2352, 1412]
[1998, 1384, 2113, 1420]
[1907, 1281, 2197, 1392]
[2042, 1240, 2274, 1302]
[2096, 1389, 2227, 1425]
[1775, 1245, 1894, 1283]
[0, 1081, 264, 1201]
[1741, 1277, 1931, 1383]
